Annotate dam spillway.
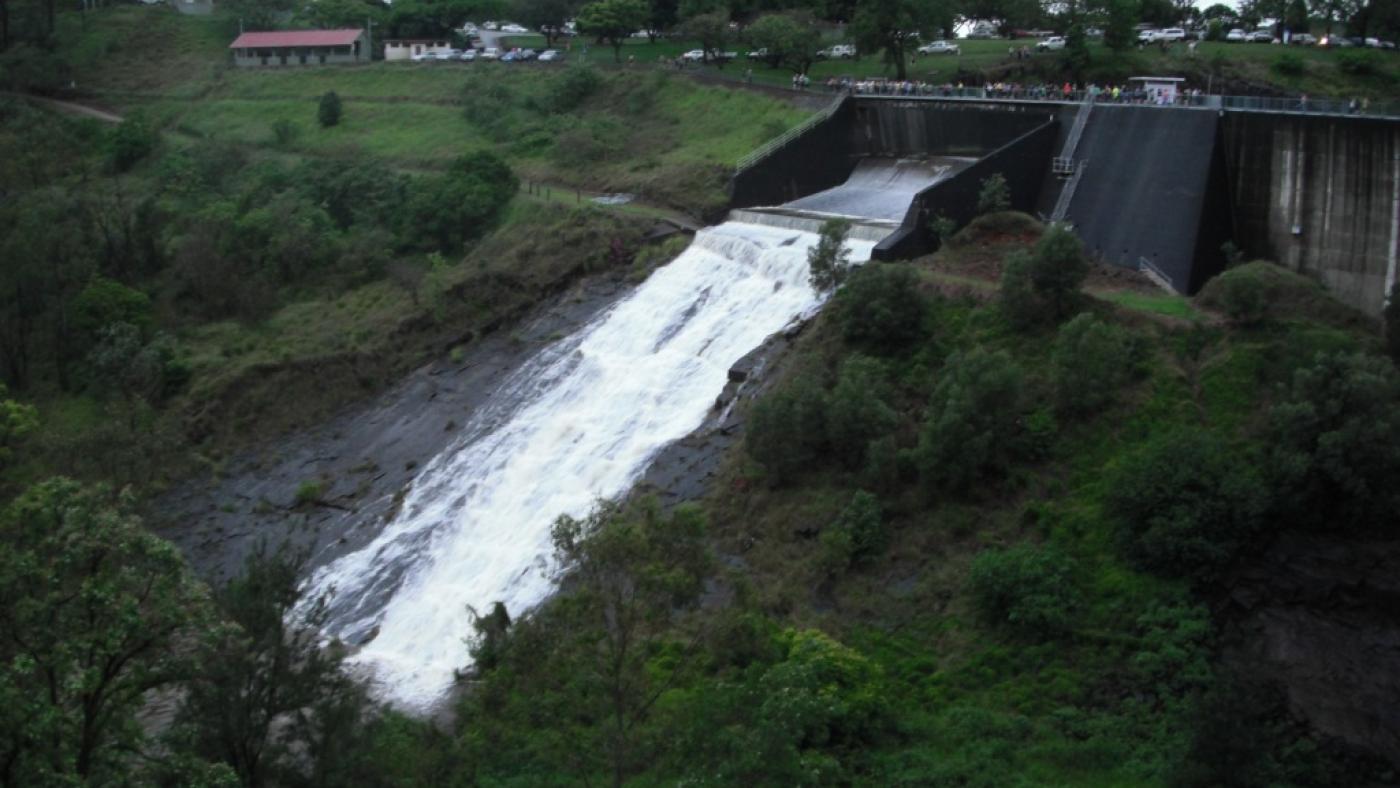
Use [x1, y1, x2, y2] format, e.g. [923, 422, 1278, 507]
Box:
[299, 220, 879, 708]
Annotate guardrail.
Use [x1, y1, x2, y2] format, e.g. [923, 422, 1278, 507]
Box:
[734, 93, 847, 173]
[1138, 256, 1179, 293]
[849, 88, 1400, 118]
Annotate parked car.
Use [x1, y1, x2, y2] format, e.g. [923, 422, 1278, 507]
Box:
[1084, 27, 1103, 38]
[1226, 28, 1248, 41]
[500, 23, 528, 33]
[1249, 30, 1275, 42]
[917, 40, 959, 54]
[747, 47, 769, 59]
[462, 23, 479, 35]
[680, 49, 706, 62]
[1157, 27, 1186, 41]
[817, 44, 857, 59]
[1036, 36, 1065, 50]
[433, 49, 462, 61]
[457, 49, 478, 61]
[483, 21, 499, 30]
[517, 48, 538, 60]
[538, 49, 564, 61]
[1138, 29, 1159, 43]
[1290, 33, 1317, 45]
[479, 47, 501, 59]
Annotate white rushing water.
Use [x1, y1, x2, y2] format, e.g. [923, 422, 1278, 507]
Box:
[301, 221, 877, 709]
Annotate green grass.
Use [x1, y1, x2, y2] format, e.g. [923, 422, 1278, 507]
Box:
[1097, 290, 1200, 320]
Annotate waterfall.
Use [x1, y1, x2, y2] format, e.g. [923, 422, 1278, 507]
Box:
[299, 221, 878, 709]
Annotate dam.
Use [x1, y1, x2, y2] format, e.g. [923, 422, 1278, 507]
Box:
[732, 93, 1400, 316]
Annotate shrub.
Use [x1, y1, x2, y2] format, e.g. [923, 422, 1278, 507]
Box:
[824, 355, 895, 469]
[977, 173, 1011, 214]
[396, 152, 517, 253]
[1215, 271, 1269, 326]
[295, 480, 324, 505]
[318, 91, 342, 127]
[970, 544, 1081, 639]
[820, 491, 887, 572]
[808, 218, 853, 292]
[833, 264, 927, 352]
[1106, 431, 1269, 582]
[915, 348, 1024, 493]
[271, 118, 299, 147]
[547, 66, 602, 112]
[1267, 351, 1400, 532]
[1336, 50, 1381, 76]
[105, 113, 158, 173]
[1000, 225, 1088, 329]
[1051, 313, 1136, 417]
[745, 375, 826, 485]
[999, 250, 1039, 328]
[928, 214, 957, 245]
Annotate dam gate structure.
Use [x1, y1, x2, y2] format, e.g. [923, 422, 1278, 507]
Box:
[731, 95, 1400, 318]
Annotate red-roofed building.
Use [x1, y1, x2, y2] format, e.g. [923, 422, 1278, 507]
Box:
[229, 28, 370, 67]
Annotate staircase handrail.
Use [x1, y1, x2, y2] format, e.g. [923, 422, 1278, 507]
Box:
[1050, 161, 1084, 222]
[1058, 96, 1094, 162]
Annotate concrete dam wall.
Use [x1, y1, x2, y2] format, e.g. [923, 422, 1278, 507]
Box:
[731, 98, 1400, 316]
[1223, 113, 1400, 317]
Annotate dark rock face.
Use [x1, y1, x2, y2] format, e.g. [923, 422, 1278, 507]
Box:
[1222, 532, 1400, 766]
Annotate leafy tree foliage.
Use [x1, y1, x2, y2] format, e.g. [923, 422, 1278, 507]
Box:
[746, 373, 826, 485]
[820, 490, 887, 572]
[1267, 351, 1400, 532]
[172, 545, 379, 788]
[970, 544, 1081, 639]
[743, 12, 821, 73]
[0, 479, 212, 785]
[1051, 313, 1137, 417]
[105, 112, 158, 173]
[807, 217, 852, 292]
[1106, 431, 1270, 582]
[852, 0, 953, 80]
[513, 0, 573, 45]
[397, 151, 518, 254]
[1001, 224, 1088, 328]
[318, 91, 342, 128]
[915, 347, 1025, 493]
[833, 263, 927, 352]
[825, 354, 896, 469]
[679, 9, 732, 64]
[0, 383, 35, 469]
[976, 172, 1011, 214]
[1105, 0, 1141, 49]
[577, 0, 648, 62]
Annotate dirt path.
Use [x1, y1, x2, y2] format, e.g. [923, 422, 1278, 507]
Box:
[9, 93, 124, 123]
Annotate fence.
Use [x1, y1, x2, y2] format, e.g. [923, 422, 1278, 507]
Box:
[734, 93, 847, 173]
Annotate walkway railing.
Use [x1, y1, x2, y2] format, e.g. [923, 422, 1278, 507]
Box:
[735, 93, 846, 173]
[846, 86, 1400, 118]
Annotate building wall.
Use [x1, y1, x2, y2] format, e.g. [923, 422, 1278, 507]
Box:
[384, 40, 454, 61]
[1223, 112, 1400, 317]
[233, 33, 369, 67]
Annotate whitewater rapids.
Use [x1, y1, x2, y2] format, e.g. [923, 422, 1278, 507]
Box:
[299, 221, 877, 709]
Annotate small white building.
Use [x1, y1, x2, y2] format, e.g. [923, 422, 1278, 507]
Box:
[383, 39, 455, 61]
[1129, 76, 1186, 103]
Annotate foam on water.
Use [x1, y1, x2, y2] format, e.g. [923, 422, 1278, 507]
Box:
[299, 221, 877, 709]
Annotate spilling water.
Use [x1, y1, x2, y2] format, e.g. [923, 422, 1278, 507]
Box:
[300, 221, 878, 709]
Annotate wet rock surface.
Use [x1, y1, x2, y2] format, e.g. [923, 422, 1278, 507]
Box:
[153, 272, 634, 586]
[1221, 532, 1400, 767]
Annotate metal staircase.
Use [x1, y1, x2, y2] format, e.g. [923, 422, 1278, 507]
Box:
[1050, 162, 1084, 222]
[1049, 97, 1095, 221]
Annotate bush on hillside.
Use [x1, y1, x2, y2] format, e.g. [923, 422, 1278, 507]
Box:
[808, 218, 853, 292]
[1336, 50, 1381, 77]
[1051, 313, 1138, 417]
[1272, 53, 1305, 78]
[820, 491, 887, 572]
[1000, 225, 1088, 329]
[1106, 431, 1270, 582]
[546, 66, 602, 113]
[318, 91, 342, 128]
[1268, 351, 1400, 532]
[915, 348, 1025, 493]
[105, 113, 158, 173]
[1196, 262, 1372, 333]
[970, 544, 1081, 639]
[825, 355, 896, 469]
[745, 374, 826, 485]
[396, 152, 517, 254]
[833, 264, 927, 352]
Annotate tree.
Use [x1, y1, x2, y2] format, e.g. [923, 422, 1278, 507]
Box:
[820, 490, 888, 572]
[1285, 0, 1310, 30]
[1001, 224, 1089, 328]
[1051, 313, 1136, 417]
[743, 12, 820, 73]
[318, 91, 342, 128]
[970, 544, 1081, 639]
[852, 0, 951, 80]
[223, 0, 296, 33]
[824, 355, 895, 469]
[576, 0, 647, 62]
[680, 10, 731, 64]
[976, 173, 1011, 214]
[1267, 351, 1400, 532]
[746, 374, 827, 485]
[0, 383, 36, 469]
[0, 479, 212, 785]
[1106, 431, 1270, 582]
[173, 545, 376, 788]
[396, 152, 518, 254]
[807, 218, 852, 292]
[1105, 0, 1141, 48]
[915, 347, 1025, 493]
[833, 263, 927, 352]
[513, 0, 573, 46]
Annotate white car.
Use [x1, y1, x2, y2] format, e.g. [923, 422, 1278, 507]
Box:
[500, 23, 528, 33]
[1226, 28, 1247, 42]
[1249, 30, 1275, 42]
[538, 49, 563, 61]
[435, 49, 463, 60]
[1157, 28, 1186, 42]
[1138, 29, 1159, 43]
[917, 40, 960, 54]
[680, 49, 706, 62]
[483, 21, 499, 30]
[817, 44, 856, 59]
[1290, 33, 1317, 45]
[1036, 36, 1065, 50]
[479, 47, 501, 60]
[457, 49, 478, 61]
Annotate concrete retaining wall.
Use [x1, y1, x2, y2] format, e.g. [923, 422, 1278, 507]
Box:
[1222, 112, 1400, 317]
[729, 101, 859, 210]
